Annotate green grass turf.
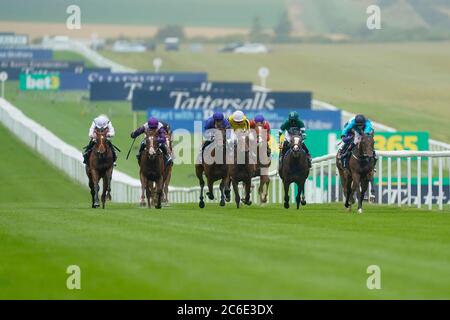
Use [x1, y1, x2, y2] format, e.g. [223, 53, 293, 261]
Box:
[1, 123, 450, 299]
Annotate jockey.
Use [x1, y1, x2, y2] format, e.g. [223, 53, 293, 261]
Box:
[339, 114, 374, 168]
[202, 111, 231, 151]
[249, 114, 271, 157]
[130, 117, 172, 166]
[228, 110, 250, 132]
[83, 114, 117, 166]
[278, 111, 312, 168]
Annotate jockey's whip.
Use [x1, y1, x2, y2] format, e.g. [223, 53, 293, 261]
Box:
[126, 138, 136, 160]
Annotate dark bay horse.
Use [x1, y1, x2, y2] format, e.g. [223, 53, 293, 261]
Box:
[336, 133, 375, 213]
[228, 131, 257, 208]
[195, 127, 231, 208]
[139, 129, 165, 209]
[86, 128, 114, 209]
[253, 122, 271, 204]
[279, 130, 310, 209]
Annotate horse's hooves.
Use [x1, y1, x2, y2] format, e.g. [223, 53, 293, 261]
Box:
[220, 200, 225, 207]
[206, 192, 214, 200]
[284, 202, 289, 209]
[358, 208, 363, 214]
[296, 204, 300, 210]
[301, 200, 307, 206]
[155, 205, 162, 209]
[199, 201, 205, 209]
[245, 201, 252, 206]
[225, 197, 231, 202]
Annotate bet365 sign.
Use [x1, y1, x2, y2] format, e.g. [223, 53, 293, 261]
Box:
[19, 73, 60, 91]
[302, 131, 429, 157]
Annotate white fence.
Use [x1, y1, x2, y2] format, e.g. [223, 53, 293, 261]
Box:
[171, 151, 449, 211]
[0, 98, 142, 202]
[1, 98, 448, 210]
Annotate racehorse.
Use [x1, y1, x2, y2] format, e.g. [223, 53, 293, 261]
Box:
[195, 125, 231, 208]
[336, 132, 375, 213]
[161, 132, 173, 205]
[86, 128, 114, 209]
[228, 130, 257, 208]
[279, 129, 310, 209]
[253, 122, 271, 203]
[139, 129, 165, 209]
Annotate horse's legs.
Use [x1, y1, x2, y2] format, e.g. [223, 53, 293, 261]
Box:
[196, 165, 205, 208]
[244, 180, 252, 206]
[344, 175, 353, 210]
[155, 177, 164, 209]
[101, 176, 108, 209]
[145, 179, 152, 209]
[259, 175, 269, 203]
[219, 180, 226, 207]
[206, 178, 215, 200]
[283, 180, 290, 209]
[88, 175, 95, 208]
[358, 177, 369, 214]
[351, 174, 361, 212]
[140, 173, 147, 207]
[300, 180, 307, 206]
[296, 182, 301, 209]
[224, 172, 231, 202]
[232, 180, 240, 208]
[91, 171, 100, 208]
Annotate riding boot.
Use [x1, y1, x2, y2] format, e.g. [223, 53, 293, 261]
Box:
[83, 140, 95, 165]
[107, 140, 117, 166]
[302, 143, 312, 168]
[279, 141, 289, 173]
[159, 143, 173, 166]
[136, 141, 145, 165]
[267, 146, 272, 158]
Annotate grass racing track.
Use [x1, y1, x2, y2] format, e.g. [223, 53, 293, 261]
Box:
[1, 123, 450, 299]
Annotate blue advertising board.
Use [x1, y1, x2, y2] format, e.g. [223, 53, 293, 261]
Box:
[90, 81, 253, 101]
[0, 48, 53, 60]
[147, 108, 338, 131]
[70, 72, 207, 92]
[0, 60, 85, 80]
[58, 68, 112, 90]
[89, 72, 207, 84]
[133, 89, 312, 111]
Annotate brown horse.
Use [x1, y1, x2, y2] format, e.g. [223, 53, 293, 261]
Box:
[228, 131, 257, 208]
[162, 132, 173, 205]
[336, 133, 375, 213]
[195, 126, 231, 208]
[279, 129, 310, 209]
[253, 123, 271, 203]
[86, 128, 114, 209]
[139, 129, 165, 209]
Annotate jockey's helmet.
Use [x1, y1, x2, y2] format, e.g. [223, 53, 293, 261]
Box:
[213, 111, 224, 121]
[232, 110, 245, 123]
[355, 114, 366, 127]
[94, 115, 109, 129]
[147, 117, 159, 129]
[288, 111, 299, 121]
[254, 114, 265, 123]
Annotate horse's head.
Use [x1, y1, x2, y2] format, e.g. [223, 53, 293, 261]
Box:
[145, 129, 160, 160]
[288, 128, 303, 158]
[254, 122, 266, 147]
[94, 128, 109, 156]
[235, 129, 253, 153]
[356, 133, 374, 159]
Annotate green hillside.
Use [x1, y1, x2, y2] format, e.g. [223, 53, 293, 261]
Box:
[0, 0, 282, 28]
